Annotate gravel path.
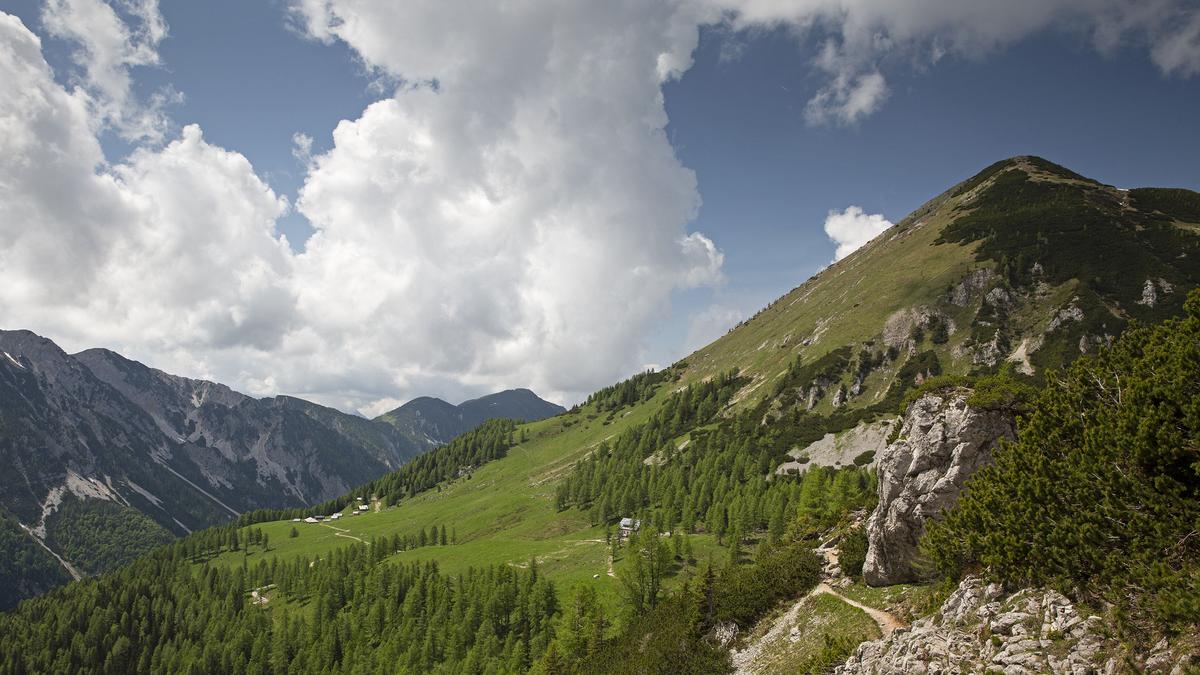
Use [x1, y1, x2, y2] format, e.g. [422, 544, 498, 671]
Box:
[730, 545, 907, 673]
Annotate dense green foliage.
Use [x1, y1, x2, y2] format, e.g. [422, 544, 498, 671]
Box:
[613, 528, 673, 616]
[360, 418, 516, 505]
[0, 529, 558, 674]
[557, 540, 821, 675]
[839, 527, 868, 580]
[898, 365, 1037, 416]
[559, 579, 729, 675]
[771, 346, 854, 400]
[939, 166, 1200, 311]
[709, 541, 823, 628]
[1130, 187, 1200, 223]
[556, 370, 876, 549]
[0, 510, 70, 611]
[44, 497, 173, 576]
[583, 367, 678, 413]
[926, 291, 1200, 632]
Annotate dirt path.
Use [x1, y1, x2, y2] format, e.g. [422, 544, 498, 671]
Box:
[730, 582, 906, 674]
[320, 523, 366, 544]
[731, 544, 907, 674]
[813, 583, 904, 636]
[814, 546, 904, 635]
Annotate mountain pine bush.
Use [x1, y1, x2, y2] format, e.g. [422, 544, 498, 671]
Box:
[925, 291, 1200, 632]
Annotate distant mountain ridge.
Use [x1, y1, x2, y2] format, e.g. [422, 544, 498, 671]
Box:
[377, 389, 565, 448]
[0, 330, 562, 606]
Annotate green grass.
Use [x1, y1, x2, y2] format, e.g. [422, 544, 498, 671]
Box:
[207, 388, 728, 617]
[838, 581, 946, 623]
[741, 592, 881, 675]
[684, 158, 1200, 421]
[683, 193, 984, 411]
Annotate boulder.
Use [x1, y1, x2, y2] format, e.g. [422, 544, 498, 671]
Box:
[863, 391, 1016, 586]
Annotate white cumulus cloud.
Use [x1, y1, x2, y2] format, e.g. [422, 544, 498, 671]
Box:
[823, 206, 893, 260]
[2, 0, 1200, 414]
[0, 11, 294, 385]
[40, 0, 175, 142]
[288, 1, 726, 405]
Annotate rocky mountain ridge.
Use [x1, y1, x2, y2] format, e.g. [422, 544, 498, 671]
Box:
[0, 329, 562, 605]
[836, 575, 1132, 674]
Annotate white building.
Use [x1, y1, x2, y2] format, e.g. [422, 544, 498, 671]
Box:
[618, 518, 641, 539]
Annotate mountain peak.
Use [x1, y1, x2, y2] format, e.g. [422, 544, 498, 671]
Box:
[376, 388, 563, 446]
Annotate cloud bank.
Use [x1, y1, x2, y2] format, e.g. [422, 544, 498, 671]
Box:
[2, 0, 1199, 412]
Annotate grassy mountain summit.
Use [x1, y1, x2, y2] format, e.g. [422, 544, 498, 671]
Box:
[1, 157, 1197, 672]
[683, 156, 1199, 418]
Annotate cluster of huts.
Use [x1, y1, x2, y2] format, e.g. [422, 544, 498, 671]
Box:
[292, 496, 372, 524]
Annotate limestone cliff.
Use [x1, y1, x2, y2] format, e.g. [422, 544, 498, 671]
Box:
[863, 390, 1016, 586]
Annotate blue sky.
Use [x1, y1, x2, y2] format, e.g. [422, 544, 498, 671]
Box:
[2, 1, 1198, 411]
[662, 23, 1200, 352]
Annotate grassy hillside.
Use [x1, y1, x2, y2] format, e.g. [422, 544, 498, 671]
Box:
[205, 382, 743, 613]
[682, 156, 1200, 416]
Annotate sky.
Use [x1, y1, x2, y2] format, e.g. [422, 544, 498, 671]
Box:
[1, 0, 1198, 415]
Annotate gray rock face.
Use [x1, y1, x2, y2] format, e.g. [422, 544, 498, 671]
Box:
[0, 331, 425, 535]
[776, 418, 897, 476]
[836, 575, 1130, 675]
[863, 391, 1016, 586]
[0, 328, 562, 605]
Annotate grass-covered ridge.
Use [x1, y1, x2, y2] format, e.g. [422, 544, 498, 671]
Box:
[939, 159, 1200, 319]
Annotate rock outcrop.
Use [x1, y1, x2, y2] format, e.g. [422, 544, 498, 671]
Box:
[775, 418, 897, 476]
[837, 575, 1198, 674]
[835, 576, 1138, 675]
[863, 391, 1016, 586]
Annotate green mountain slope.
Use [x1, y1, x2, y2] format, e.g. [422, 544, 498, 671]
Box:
[2, 157, 1197, 673]
[684, 156, 1199, 418]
